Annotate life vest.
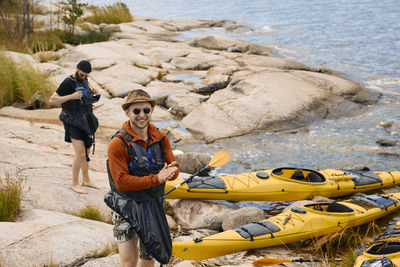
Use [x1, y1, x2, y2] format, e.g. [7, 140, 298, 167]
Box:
[58, 76, 100, 160]
[66, 76, 100, 107]
[104, 128, 172, 264]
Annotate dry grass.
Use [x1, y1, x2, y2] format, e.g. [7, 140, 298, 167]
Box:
[92, 242, 118, 258]
[74, 204, 105, 222]
[26, 31, 65, 53]
[302, 223, 382, 266]
[85, 2, 133, 25]
[34, 50, 60, 63]
[0, 170, 26, 222]
[0, 50, 55, 108]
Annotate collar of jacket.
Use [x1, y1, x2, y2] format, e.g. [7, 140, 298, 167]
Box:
[121, 120, 164, 145]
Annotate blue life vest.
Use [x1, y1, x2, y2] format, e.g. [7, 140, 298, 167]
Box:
[67, 76, 99, 106]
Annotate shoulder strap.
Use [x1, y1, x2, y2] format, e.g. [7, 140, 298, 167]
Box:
[151, 141, 164, 165]
[131, 143, 146, 168]
[115, 128, 146, 168]
[111, 129, 129, 147]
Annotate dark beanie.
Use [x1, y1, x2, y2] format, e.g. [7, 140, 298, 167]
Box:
[77, 60, 92, 73]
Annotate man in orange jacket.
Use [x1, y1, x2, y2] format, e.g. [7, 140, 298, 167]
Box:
[107, 89, 179, 267]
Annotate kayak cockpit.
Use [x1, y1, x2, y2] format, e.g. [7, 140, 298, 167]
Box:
[367, 241, 400, 255]
[302, 202, 355, 213]
[271, 167, 326, 183]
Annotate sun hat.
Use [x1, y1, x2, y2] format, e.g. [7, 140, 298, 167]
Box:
[77, 60, 92, 73]
[122, 89, 155, 110]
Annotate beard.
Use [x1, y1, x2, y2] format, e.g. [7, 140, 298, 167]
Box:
[75, 71, 85, 82]
[132, 118, 150, 130]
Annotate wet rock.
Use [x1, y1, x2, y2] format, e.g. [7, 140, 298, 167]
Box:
[225, 23, 254, 34]
[350, 88, 382, 105]
[376, 151, 400, 158]
[378, 121, 400, 136]
[222, 207, 265, 231]
[376, 139, 399, 147]
[379, 121, 394, 128]
[182, 69, 371, 142]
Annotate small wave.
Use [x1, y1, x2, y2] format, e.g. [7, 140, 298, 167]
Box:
[271, 45, 304, 60]
[260, 25, 275, 33]
[365, 77, 400, 94]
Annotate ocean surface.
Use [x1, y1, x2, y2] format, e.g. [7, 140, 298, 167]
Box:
[97, 1, 400, 221]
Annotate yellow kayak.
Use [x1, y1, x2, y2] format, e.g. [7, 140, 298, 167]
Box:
[354, 229, 400, 266]
[165, 167, 400, 201]
[173, 192, 400, 260]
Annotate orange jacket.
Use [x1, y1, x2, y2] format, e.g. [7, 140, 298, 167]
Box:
[108, 121, 179, 191]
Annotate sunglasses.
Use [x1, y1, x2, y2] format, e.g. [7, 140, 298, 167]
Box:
[133, 107, 151, 115]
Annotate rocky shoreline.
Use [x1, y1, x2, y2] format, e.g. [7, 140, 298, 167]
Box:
[0, 2, 383, 266]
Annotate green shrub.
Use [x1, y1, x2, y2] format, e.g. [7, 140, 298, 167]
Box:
[54, 29, 112, 45]
[61, 0, 87, 34]
[0, 50, 55, 108]
[156, 71, 166, 80]
[85, 2, 133, 25]
[76, 205, 104, 222]
[0, 170, 26, 222]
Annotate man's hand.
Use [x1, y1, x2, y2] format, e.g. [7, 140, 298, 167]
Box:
[92, 88, 100, 95]
[167, 161, 178, 168]
[70, 91, 82, 100]
[158, 163, 178, 184]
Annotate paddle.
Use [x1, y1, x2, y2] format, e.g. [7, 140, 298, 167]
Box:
[253, 257, 341, 266]
[164, 150, 230, 196]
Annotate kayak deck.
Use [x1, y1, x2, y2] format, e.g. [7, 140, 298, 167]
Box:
[165, 167, 400, 201]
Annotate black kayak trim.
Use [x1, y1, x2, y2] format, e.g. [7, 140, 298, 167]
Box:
[235, 221, 281, 240]
[186, 176, 227, 190]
